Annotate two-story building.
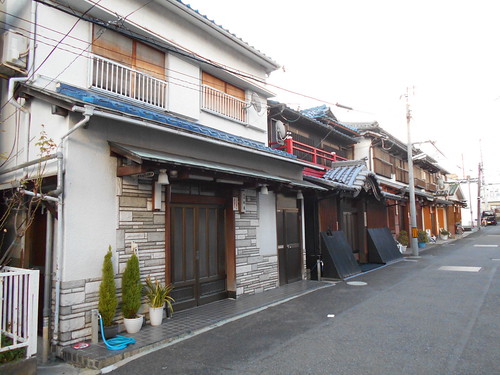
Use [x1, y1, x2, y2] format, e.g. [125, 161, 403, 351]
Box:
[268, 103, 393, 279]
[0, 0, 319, 353]
[350, 121, 463, 239]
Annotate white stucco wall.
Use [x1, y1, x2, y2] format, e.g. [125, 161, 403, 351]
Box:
[257, 191, 277, 256]
[167, 55, 200, 120]
[61, 121, 118, 280]
[353, 137, 371, 164]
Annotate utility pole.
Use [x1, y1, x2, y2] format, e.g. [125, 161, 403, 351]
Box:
[405, 87, 419, 255]
[477, 162, 482, 229]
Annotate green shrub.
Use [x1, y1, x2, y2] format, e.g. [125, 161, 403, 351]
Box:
[0, 334, 26, 364]
[98, 246, 117, 327]
[397, 230, 409, 247]
[440, 228, 450, 236]
[144, 275, 175, 313]
[417, 230, 429, 243]
[122, 253, 142, 319]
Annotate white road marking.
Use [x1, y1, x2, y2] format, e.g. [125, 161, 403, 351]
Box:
[439, 266, 482, 272]
[346, 281, 367, 286]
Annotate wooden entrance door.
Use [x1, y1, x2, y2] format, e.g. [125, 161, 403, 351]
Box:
[343, 212, 359, 255]
[170, 204, 227, 310]
[277, 208, 302, 285]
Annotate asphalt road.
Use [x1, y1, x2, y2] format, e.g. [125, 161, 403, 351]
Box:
[108, 226, 499, 375]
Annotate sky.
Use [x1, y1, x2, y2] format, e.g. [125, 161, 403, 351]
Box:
[185, 0, 500, 183]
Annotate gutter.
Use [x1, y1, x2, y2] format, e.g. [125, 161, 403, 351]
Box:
[90, 108, 319, 170]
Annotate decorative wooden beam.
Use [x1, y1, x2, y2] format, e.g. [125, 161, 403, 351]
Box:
[117, 164, 148, 177]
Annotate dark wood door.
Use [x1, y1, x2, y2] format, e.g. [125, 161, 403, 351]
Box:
[343, 212, 359, 255]
[277, 208, 302, 285]
[170, 204, 226, 310]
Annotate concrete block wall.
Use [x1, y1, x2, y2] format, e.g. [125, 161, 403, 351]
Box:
[235, 189, 279, 295]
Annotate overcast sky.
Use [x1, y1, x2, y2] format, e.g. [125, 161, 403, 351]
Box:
[186, 0, 500, 182]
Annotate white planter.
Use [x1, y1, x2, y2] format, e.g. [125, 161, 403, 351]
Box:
[149, 305, 164, 326]
[440, 234, 449, 241]
[123, 314, 143, 334]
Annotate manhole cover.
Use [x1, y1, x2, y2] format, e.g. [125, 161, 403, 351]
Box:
[438, 266, 482, 272]
[346, 281, 367, 286]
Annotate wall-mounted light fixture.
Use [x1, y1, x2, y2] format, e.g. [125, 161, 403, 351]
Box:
[157, 169, 169, 185]
[260, 185, 268, 195]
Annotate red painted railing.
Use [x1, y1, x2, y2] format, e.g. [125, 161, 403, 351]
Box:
[270, 137, 348, 176]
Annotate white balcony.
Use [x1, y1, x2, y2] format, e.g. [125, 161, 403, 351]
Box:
[90, 54, 168, 109]
[201, 84, 247, 123]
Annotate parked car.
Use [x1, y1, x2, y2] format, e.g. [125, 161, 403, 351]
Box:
[481, 211, 497, 225]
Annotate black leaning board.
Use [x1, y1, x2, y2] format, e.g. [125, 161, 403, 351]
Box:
[320, 231, 361, 279]
[367, 227, 403, 264]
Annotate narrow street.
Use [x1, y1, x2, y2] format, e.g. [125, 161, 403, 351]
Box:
[107, 227, 499, 375]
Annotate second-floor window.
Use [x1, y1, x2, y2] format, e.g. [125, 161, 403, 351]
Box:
[91, 25, 167, 108]
[201, 72, 246, 123]
[373, 148, 394, 178]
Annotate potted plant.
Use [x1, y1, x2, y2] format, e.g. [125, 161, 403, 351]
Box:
[417, 230, 429, 248]
[144, 276, 175, 326]
[98, 246, 118, 339]
[121, 252, 143, 333]
[396, 230, 409, 253]
[439, 228, 450, 240]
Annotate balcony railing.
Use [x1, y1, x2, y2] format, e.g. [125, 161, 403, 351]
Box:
[427, 182, 438, 192]
[271, 137, 348, 173]
[90, 54, 168, 109]
[414, 177, 426, 189]
[201, 85, 247, 123]
[0, 267, 39, 358]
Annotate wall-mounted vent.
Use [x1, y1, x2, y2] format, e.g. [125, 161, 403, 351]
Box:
[0, 30, 29, 76]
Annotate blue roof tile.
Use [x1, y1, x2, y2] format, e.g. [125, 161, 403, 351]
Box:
[56, 83, 295, 160]
[301, 105, 358, 133]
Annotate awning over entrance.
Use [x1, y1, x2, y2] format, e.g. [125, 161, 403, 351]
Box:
[109, 142, 327, 190]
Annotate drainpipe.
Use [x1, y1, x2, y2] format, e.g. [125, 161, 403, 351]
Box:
[52, 105, 93, 346]
[42, 211, 53, 363]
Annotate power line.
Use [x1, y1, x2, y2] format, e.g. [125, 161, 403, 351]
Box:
[28, 1, 368, 113]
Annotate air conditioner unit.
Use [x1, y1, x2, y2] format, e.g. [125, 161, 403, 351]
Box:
[0, 30, 29, 76]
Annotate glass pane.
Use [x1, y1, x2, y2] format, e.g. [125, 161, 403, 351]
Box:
[208, 208, 218, 276]
[172, 207, 184, 282]
[135, 42, 165, 80]
[185, 208, 194, 281]
[285, 211, 299, 244]
[92, 25, 132, 66]
[198, 208, 208, 278]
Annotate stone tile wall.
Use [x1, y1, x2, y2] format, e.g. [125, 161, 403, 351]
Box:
[57, 182, 281, 346]
[235, 189, 279, 295]
[57, 176, 165, 346]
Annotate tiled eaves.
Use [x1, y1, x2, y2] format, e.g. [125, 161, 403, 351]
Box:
[177, 1, 279, 68]
[268, 102, 358, 144]
[55, 83, 296, 160]
[300, 104, 359, 133]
